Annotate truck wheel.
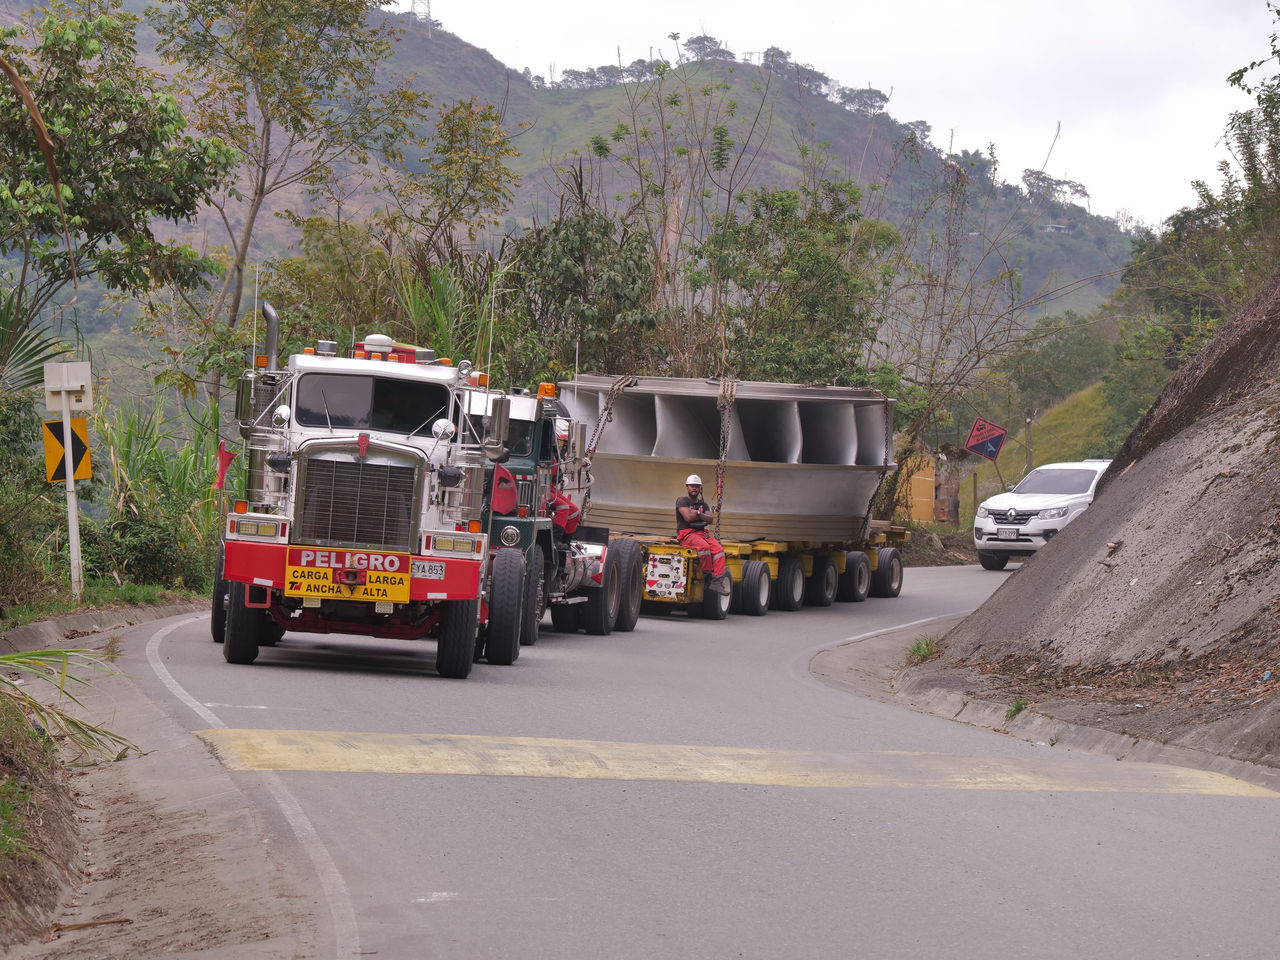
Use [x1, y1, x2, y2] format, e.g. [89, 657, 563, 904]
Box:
[612, 539, 644, 633]
[582, 548, 621, 636]
[486, 548, 524, 665]
[549, 603, 581, 633]
[870, 547, 904, 598]
[837, 551, 871, 602]
[223, 581, 262, 664]
[740, 560, 770, 617]
[520, 545, 544, 646]
[806, 554, 838, 607]
[211, 542, 228, 643]
[437, 599, 478, 678]
[260, 619, 284, 646]
[772, 556, 805, 611]
[978, 551, 1009, 571]
[700, 579, 731, 619]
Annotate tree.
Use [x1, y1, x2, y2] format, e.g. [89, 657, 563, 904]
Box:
[683, 35, 734, 62]
[149, 0, 431, 388]
[838, 86, 889, 117]
[0, 1, 234, 374]
[694, 176, 893, 384]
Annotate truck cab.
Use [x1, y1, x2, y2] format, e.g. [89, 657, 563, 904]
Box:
[214, 310, 506, 678]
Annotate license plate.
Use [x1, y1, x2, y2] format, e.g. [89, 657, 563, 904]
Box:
[412, 559, 446, 579]
[997, 527, 1018, 540]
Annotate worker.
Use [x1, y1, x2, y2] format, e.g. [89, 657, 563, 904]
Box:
[675, 474, 730, 595]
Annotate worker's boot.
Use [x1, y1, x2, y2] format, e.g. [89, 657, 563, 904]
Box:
[711, 573, 732, 596]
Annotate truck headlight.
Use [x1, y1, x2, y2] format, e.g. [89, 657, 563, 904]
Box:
[500, 525, 520, 546]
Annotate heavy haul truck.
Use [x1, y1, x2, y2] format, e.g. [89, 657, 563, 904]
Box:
[465, 384, 643, 647]
[212, 304, 515, 678]
[558, 375, 909, 618]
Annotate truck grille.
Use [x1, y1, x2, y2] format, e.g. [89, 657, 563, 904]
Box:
[297, 459, 416, 552]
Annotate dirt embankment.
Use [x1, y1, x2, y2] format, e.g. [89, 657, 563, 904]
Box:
[914, 270, 1280, 766]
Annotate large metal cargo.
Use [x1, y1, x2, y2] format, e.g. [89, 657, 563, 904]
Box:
[559, 376, 897, 542]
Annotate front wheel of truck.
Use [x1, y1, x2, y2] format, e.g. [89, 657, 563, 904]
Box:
[437, 599, 478, 678]
[223, 581, 262, 664]
[520, 545, 544, 647]
[612, 538, 644, 633]
[485, 548, 524, 666]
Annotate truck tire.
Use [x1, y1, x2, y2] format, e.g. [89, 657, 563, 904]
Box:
[772, 556, 805, 611]
[520, 545, 544, 646]
[870, 547, 904, 598]
[612, 539, 644, 633]
[582, 548, 621, 636]
[837, 551, 871, 602]
[740, 560, 771, 617]
[485, 548, 524, 665]
[806, 554, 838, 607]
[223, 581, 262, 664]
[978, 551, 1009, 571]
[211, 543, 228, 643]
[437, 599, 478, 678]
[260, 619, 284, 646]
[549, 603, 581, 633]
[701, 583, 732, 619]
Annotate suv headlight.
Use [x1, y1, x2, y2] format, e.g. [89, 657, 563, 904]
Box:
[1039, 506, 1069, 520]
[976, 505, 990, 519]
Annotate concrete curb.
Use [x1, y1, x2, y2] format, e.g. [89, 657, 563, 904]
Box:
[817, 616, 1280, 794]
[1, 602, 205, 655]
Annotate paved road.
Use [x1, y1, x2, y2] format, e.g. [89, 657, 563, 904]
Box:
[129, 566, 1277, 959]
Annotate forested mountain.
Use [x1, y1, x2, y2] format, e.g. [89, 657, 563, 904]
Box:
[0, 0, 1126, 317]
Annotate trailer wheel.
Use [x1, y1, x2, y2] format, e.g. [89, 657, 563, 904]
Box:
[582, 548, 621, 636]
[837, 551, 871, 602]
[870, 547, 904, 598]
[699, 579, 731, 619]
[740, 560, 771, 617]
[486, 548, 524, 665]
[520, 545, 544, 646]
[223, 581, 262, 664]
[550, 603, 580, 632]
[211, 543, 228, 643]
[806, 554, 838, 607]
[977, 551, 1009, 571]
[612, 539, 644, 633]
[772, 556, 805, 611]
[437, 599, 478, 678]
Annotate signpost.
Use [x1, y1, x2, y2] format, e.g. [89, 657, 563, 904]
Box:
[42, 361, 93, 600]
[964, 416, 1009, 492]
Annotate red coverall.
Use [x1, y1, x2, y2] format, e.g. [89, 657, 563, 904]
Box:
[676, 494, 726, 577]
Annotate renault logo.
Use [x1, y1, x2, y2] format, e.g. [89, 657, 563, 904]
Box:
[1006, 509, 1017, 522]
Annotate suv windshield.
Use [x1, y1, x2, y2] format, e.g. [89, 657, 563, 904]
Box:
[296, 374, 451, 435]
[1013, 467, 1101, 496]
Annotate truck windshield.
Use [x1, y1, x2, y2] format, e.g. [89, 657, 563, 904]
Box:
[1013, 467, 1101, 495]
[295, 374, 451, 435]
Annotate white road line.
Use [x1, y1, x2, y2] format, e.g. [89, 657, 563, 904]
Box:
[146, 616, 360, 957]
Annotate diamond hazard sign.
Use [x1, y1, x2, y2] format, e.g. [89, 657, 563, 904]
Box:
[964, 417, 1008, 462]
[43, 417, 92, 482]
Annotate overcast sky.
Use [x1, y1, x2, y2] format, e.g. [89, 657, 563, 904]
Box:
[413, 0, 1275, 227]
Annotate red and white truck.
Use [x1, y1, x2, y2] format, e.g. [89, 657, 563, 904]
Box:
[212, 304, 511, 678]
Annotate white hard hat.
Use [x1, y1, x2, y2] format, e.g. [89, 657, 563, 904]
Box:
[685, 474, 703, 486]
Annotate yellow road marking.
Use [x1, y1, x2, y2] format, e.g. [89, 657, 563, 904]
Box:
[196, 729, 1277, 797]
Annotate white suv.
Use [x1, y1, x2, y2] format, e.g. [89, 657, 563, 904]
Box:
[972, 459, 1111, 571]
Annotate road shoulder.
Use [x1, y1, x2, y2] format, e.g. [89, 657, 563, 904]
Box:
[810, 614, 1280, 794]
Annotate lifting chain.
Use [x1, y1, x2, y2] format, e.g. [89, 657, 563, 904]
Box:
[713, 377, 737, 540]
[581, 374, 637, 518]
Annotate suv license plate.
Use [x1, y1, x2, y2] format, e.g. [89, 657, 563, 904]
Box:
[996, 527, 1018, 540]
